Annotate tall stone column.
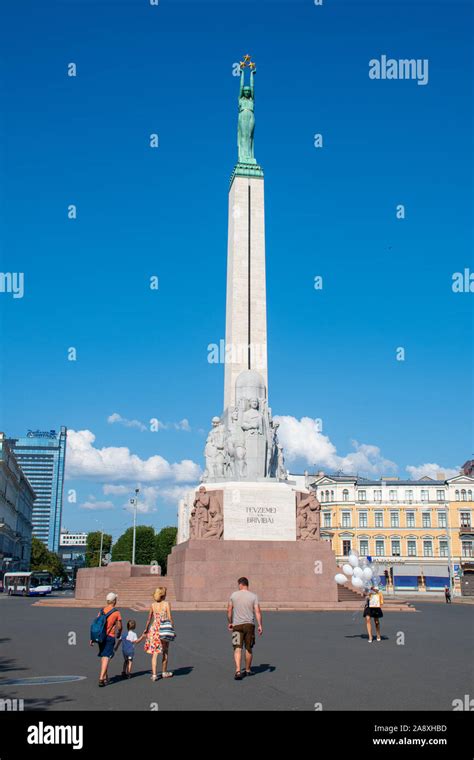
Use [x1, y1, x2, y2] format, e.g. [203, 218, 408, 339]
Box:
[223, 172, 268, 411]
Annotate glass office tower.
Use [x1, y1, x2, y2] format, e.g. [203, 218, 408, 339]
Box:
[8, 428, 67, 553]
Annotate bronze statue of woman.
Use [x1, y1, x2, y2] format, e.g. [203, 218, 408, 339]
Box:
[237, 64, 256, 164]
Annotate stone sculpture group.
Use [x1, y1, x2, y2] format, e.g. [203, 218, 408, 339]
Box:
[202, 370, 286, 482]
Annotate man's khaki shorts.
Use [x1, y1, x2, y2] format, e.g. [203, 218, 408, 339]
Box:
[232, 623, 255, 651]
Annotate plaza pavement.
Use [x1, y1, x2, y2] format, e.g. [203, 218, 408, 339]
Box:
[0, 595, 472, 711]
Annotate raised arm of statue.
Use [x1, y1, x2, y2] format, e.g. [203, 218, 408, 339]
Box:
[239, 67, 245, 100]
[250, 68, 255, 98]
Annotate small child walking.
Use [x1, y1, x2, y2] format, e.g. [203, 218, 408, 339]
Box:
[116, 619, 145, 678]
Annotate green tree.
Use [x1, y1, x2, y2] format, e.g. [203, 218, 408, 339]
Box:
[30, 536, 66, 578]
[85, 531, 112, 568]
[155, 526, 177, 575]
[111, 526, 157, 565]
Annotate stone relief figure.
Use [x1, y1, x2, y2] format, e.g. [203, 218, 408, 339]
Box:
[296, 503, 307, 540]
[204, 416, 225, 480]
[241, 397, 264, 434]
[241, 397, 266, 479]
[192, 485, 211, 538]
[201, 370, 285, 483]
[189, 506, 198, 540]
[277, 444, 287, 480]
[189, 488, 224, 540]
[225, 407, 247, 479]
[203, 505, 224, 539]
[296, 492, 321, 541]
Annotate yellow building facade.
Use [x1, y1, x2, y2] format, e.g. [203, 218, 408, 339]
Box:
[309, 472, 474, 593]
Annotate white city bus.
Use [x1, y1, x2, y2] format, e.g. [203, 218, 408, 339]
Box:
[3, 571, 53, 596]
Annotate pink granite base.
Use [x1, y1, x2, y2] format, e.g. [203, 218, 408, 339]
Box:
[167, 539, 339, 603]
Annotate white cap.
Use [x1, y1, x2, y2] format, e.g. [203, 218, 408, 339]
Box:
[106, 592, 117, 603]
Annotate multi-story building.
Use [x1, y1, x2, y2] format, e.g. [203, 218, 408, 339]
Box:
[59, 530, 88, 577]
[8, 428, 67, 553]
[306, 470, 474, 593]
[0, 433, 35, 571]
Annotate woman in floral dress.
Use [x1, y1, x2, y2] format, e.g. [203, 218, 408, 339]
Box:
[143, 587, 174, 681]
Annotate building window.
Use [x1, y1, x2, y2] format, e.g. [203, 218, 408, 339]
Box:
[439, 541, 448, 558]
[421, 489, 429, 502]
[359, 539, 369, 556]
[461, 489, 467, 501]
[462, 541, 473, 558]
[331, 490, 334, 501]
[391, 540, 401, 557]
[460, 512, 471, 529]
[469, 490, 473, 501]
[406, 512, 415, 528]
[374, 490, 382, 502]
[342, 489, 349, 502]
[359, 512, 368, 528]
[375, 540, 385, 557]
[407, 540, 417, 557]
[389, 490, 397, 502]
[422, 513, 431, 528]
[390, 512, 399, 528]
[342, 540, 351, 556]
[438, 512, 447, 529]
[375, 512, 383, 528]
[436, 490, 445, 502]
[358, 490, 366, 502]
[455, 490, 460, 501]
[423, 540, 433, 557]
[323, 512, 331, 528]
[326, 490, 330, 502]
[341, 512, 351, 529]
[405, 490, 413, 503]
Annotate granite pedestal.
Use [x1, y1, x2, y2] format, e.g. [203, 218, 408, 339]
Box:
[167, 538, 339, 604]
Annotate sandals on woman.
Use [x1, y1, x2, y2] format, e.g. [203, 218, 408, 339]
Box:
[162, 671, 173, 679]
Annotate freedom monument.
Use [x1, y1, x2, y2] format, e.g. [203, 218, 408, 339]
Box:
[169, 57, 342, 604]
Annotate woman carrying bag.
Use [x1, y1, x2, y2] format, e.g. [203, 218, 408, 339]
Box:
[364, 585, 384, 643]
[143, 587, 176, 680]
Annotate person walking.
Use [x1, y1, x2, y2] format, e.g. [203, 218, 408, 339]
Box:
[364, 585, 384, 643]
[227, 577, 263, 680]
[143, 587, 175, 681]
[116, 619, 145, 678]
[90, 591, 122, 687]
[444, 585, 452, 604]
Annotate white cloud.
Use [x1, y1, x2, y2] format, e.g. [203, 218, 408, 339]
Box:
[174, 419, 191, 432]
[80, 499, 115, 511]
[405, 463, 459, 480]
[66, 429, 201, 484]
[108, 412, 192, 433]
[107, 413, 147, 432]
[102, 485, 129, 496]
[275, 416, 397, 477]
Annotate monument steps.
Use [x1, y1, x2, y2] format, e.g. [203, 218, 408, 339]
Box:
[34, 597, 415, 612]
[92, 576, 177, 604]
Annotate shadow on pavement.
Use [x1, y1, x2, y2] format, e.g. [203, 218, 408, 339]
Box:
[0, 656, 28, 675]
[250, 663, 276, 675]
[344, 634, 389, 641]
[25, 695, 74, 711]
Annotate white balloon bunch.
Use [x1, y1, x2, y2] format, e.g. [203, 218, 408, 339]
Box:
[334, 550, 378, 591]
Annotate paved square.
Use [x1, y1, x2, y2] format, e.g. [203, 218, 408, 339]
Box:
[0, 597, 472, 711]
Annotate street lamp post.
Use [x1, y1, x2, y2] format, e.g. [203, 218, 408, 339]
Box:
[446, 501, 455, 597]
[130, 488, 139, 566]
[98, 528, 104, 567]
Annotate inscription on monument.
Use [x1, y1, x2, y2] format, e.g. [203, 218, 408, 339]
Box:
[224, 485, 296, 541]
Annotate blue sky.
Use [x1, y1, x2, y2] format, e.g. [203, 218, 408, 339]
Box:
[0, 0, 472, 539]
